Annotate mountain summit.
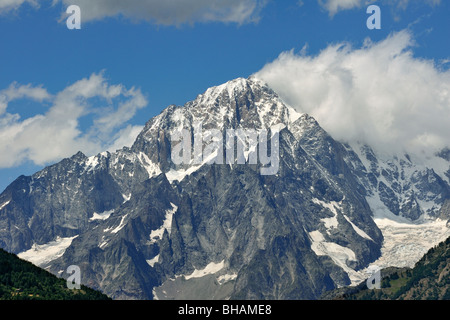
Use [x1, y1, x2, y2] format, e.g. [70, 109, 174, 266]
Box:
[0, 77, 448, 299]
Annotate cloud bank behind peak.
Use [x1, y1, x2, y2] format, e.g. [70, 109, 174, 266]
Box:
[255, 30, 450, 157]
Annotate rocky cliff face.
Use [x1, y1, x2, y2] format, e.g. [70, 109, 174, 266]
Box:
[0, 77, 448, 299]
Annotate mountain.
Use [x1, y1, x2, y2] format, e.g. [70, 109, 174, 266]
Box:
[0, 248, 110, 300]
[321, 235, 450, 300]
[0, 77, 449, 299]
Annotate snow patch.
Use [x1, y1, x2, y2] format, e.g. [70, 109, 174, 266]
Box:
[309, 230, 358, 282]
[166, 147, 222, 183]
[18, 236, 78, 268]
[138, 152, 162, 178]
[343, 215, 374, 241]
[89, 210, 114, 221]
[287, 105, 302, 124]
[312, 198, 340, 231]
[99, 238, 109, 249]
[166, 165, 202, 183]
[147, 254, 160, 267]
[85, 155, 99, 171]
[149, 203, 178, 243]
[105, 214, 129, 234]
[122, 193, 131, 203]
[217, 273, 238, 285]
[270, 123, 286, 133]
[0, 200, 10, 211]
[183, 260, 225, 280]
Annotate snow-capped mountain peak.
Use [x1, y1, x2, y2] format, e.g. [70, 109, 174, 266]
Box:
[0, 77, 448, 300]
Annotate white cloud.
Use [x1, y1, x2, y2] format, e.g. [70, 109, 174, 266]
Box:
[0, 0, 37, 12]
[0, 0, 266, 25]
[254, 30, 450, 157]
[106, 124, 144, 154]
[319, 0, 364, 16]
[318, 0, 442, 16]
[55, 0, 266, 25]
[0, 72, 147, 168]
[0, 82, 51, 115]
[1, 0, 441, 22]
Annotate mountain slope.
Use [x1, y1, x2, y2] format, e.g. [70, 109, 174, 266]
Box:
[0, 76, 448, 300]
[0, 248, 110, 300]
[49, 78, 384, 299]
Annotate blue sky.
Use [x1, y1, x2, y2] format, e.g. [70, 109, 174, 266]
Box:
[0, 0, 449, 192]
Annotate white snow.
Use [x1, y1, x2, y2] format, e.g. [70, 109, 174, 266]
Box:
[256, 101, 272, 128]
[172, 108, 184, 122]
[270, 123, 286, 133]
[122, 193, 131, 203]
[149, 203, 178, 243]
[0, 200, 10, 211]
[199, 78, 248, 107]
[89, 209, 114, 221]
[343, 215, 374, 241]
[138, 152, 162, 178]
[367, 192, 411, 223]
[85, 155, 99, 171]
[147, 254, 160, 267]
[312, 198, 340, 231]
[340, 142, 450, 284]
[308, 230, 358, 280]
[183, 260, 225, 280]
[152, 288, 160, 300]
[109, 213, 128, 233]
[99, 240, 109, 249]
[342, 192, 450, 285]
[18, 236, 78, 268]
[287, 105, 302, 124]
[369, 214, 450, 270]
[406, 150, 450, 185]
[349, 141, 449, 218]
[165, 150, 219, 183]
[165, 165, 203, 183]
[347, 215, 450, 285]
[217, 273, 238, 285]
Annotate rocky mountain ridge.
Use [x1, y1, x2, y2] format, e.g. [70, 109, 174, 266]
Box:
[0, 77, 448, 299]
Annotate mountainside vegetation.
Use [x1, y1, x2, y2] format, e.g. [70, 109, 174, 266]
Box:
[0, 248, 110, 300]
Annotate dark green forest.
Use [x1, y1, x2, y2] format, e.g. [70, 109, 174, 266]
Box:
[0, 248, 110, 300]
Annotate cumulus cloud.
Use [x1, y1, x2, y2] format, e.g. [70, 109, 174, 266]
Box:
[54, 0, 266, 25]
[254, 30, 450, 157]
[0, 72, 147, 168]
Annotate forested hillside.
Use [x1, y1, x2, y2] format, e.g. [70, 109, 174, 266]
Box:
[0, 248, 110, 300]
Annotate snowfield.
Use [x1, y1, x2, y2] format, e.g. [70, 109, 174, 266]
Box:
[18, 236, 78, 268]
